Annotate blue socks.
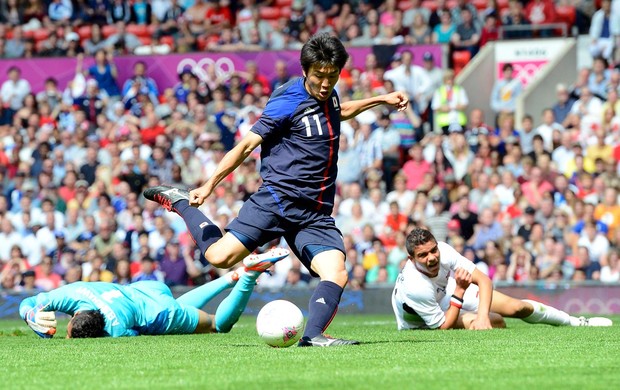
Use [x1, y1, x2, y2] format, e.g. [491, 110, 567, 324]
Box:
[176, 275, 234, 309]
[215, 272, 259, 333]
[303, 281, 343, 339]
[174, 199, 222, 255]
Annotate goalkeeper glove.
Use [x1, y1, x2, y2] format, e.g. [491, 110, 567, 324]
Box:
[24, 303, 57, 339]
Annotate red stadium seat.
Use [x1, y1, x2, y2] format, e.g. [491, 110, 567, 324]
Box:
[259, 6, 281, 20]
[33, 28, 50, 42]
[22, 29, 35, 39]
[421, 0, 438, 12]
[126, 24, 150, 38]
[102, 25, 117, 38]
[452, 50, 471, 75]
[196, 35, 208, 51]
[138, 36, 152, 45]
[35, 39, 46, 53]
[556, 5, 576, 33]
[497, 0, 509, 8]
[78, 25, 92, 40]
[160, 35, 174, 48]
[472, 0, 487, 11]
[280, 7, 291, 18]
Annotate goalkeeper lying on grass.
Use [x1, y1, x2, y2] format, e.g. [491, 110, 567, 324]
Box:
[19, 249, 288, 338]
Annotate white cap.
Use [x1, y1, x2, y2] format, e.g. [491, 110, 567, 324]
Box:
[66, 32, 79, 42]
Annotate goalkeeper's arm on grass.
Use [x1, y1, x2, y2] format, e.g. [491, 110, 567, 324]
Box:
[19, 295, 58, 338]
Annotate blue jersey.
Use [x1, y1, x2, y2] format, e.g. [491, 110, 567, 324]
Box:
[19, 281, 199, 337]
[251, 78, 341, 214]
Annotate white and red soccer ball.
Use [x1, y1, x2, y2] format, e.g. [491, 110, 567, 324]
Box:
[256, 300, 305, 348]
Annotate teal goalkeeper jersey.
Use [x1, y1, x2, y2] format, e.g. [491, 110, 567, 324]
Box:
[19, 281, 199, 337]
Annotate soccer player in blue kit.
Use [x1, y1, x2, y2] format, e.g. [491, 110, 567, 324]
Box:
[144, 33, 409, 346]
[19, 254, 284, 338]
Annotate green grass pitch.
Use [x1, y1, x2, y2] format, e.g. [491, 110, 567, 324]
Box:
[1, 314, 619, 390]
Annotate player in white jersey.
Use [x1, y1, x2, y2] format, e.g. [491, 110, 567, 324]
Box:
[392, 228, 613, 330]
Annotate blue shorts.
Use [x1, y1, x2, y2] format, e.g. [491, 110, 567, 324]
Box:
[131, 281, 199, 335]
[227, 186, 345, 276]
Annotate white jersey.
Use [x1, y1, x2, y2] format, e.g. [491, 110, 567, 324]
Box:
[392, 241, 478, 330]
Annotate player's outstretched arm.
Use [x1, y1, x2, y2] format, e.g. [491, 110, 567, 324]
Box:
[189, 132, 263, 207]
[469, 268, 493, 330]
[340, 91, 409, 121]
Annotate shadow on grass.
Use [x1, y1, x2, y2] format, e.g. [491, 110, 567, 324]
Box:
[227, 339, 437, 347]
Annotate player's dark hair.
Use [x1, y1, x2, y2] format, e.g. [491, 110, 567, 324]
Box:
[70, 310, 106, 338]
[405, 228, 437, 256]
[300, 33, 349, 74]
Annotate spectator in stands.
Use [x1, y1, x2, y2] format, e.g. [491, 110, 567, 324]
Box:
[536, 108, 564, 152]
[129, 0, 152, 25]
[600, 248, 620, 282]
[432, 9, 456, 44]
[74, 79, 107, 123]
[337, 133, 363, 190]
[122, 61, 160, 105]
[426, 194, 451, 242]
[157, 0, 184, 37]
[5, 25, 25, 58]
[588, 57, 612, 100]
[528, 1, 558, 38]
[402, 143, 432, 191]
[158, 239, 201, 286]
[521, 166, 553, 209]
[104, 21, 141, 55]
[469, 172, 495, 212]
[431, 69, 469, 134]
[471, 208, 503, 250]
[517, 114, 538, 155]
[408, 13, 431, 44]
[183, 0, 210, 36]
[0, 66, 31, 126]
[107, 0, 131, 24]
[464, 108, 491, 153]
[552, 83, 576, 126]
[503, 0, 532, 39]
[83, 23, 108, 56]
[83, 49, 121, 99]
[48, 0, 73, 26]
[589, 0, 618, 61]
[479, 13, 500, 47]
[578, 220, 610, 266]
[451, 7, 481, 58]
[0, 0, 24, 27]
[39, 31, 67, 58]
[490, 63, 523, 128]
[570, 86, 603, 119]
[384, 50, 431, 110]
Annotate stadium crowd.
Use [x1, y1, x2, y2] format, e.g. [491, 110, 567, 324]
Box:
[1, 0, 620, 293]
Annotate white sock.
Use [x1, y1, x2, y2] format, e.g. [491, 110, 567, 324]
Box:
[521, 299, 574, 326]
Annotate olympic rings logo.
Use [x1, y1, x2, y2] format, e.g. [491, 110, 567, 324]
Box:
[176, 57, 236, 83]
[563, 297, 620, 314]
[513, 63, 544, 86]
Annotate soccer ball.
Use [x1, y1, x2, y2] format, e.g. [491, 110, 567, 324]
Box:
[256, 300, 305, 348]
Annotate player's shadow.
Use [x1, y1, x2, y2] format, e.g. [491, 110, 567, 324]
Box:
[357, 339, 438, 345]
[227, 339, 437, 347]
